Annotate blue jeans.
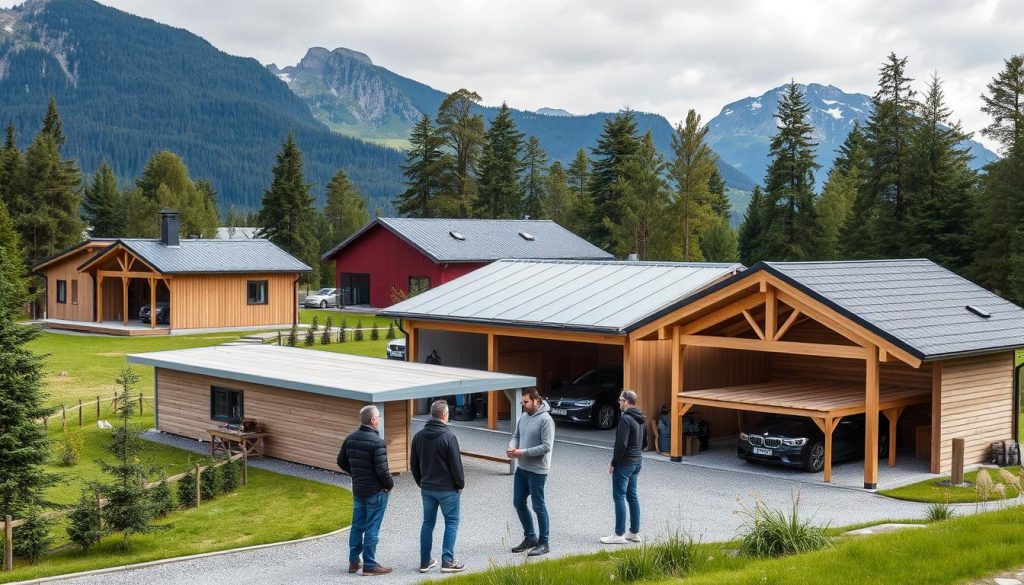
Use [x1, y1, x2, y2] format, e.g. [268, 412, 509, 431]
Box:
[350, 491, 389, 569]
[513, 468, 549, 544]
[420, 489, 460, 564]
[612, 463, 641, 536]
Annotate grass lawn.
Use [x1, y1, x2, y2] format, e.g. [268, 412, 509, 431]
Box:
[300, 337, 391, 359]
[432, 504, 1024, 585]
[298, 308, 394, 329]
[879, 466, 1022, 503]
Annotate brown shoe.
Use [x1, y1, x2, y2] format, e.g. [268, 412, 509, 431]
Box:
[362, 565, 392, 576]
[348, 562, 361, 574]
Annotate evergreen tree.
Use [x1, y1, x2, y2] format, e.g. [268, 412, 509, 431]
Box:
[19, 131, 82, 265]
[82, 162, 126, 237]
[354, 320, 364, 341]
[0, 202, 54, 520]
[544, 161, 576, 229]
[385, 322, 396, 340]
[760, 81, 820, 261]
[323, 170, 369, 246]
[149, 474, 176, 517]
[0, 124, 24, 216]
[435, 89, 485, 217]
[67, 489, 103, 549]
[566, 149, 592, 234]
[604, 133, 672, 260]
[395, 115, 446, 218]
[980, 55, 1024, 158]
[135, 152, 217, 238]
[668, 110, 718, 261]
[191, 179, 221, 236]
[257, 133, 320, 286]
[475, 103, 524, 219]
[12, 507, 52, 563]
[41, 97, 65, 149]
[588, 110, 641, 250]
[708, 167, 730, 219]
[520, 136, 548, 219]
[122, 187, 161, 238]
[904, 74, 977, 273]
[816, 167, 859, 260]
[738, 186, 767, 265]
[700, 216, 740, 262]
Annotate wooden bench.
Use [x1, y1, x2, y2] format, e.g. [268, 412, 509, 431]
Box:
[461, 450, 514, 475]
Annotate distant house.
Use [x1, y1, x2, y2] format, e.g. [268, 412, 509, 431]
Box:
[321, 218, 613, 308]
[33, 210, 310, 335]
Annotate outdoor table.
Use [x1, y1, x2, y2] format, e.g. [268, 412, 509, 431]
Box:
[207, 428, 267, 459]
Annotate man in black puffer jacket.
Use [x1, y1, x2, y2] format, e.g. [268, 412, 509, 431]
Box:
[338, 404, 394, 576]
[410, 400, 466, 574]
[600, 390, 646, 545]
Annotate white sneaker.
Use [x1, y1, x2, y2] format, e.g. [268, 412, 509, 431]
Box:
[625, 531, 643, 543]
[600, 534, 629, 544]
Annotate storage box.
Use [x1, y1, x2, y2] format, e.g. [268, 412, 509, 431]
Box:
[915, 425, 931, 460]
[684, 436, 700, 456]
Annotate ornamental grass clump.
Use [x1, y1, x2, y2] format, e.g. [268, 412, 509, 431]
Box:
[976, 468, 995, 505]
[737, 493, 831, 558]
[485, 563, 555, 585]
[926, 501, 954, 521]
[614, 544, 661, 582]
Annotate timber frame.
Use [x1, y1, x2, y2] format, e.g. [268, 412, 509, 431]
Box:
[79, 244, 171, 329]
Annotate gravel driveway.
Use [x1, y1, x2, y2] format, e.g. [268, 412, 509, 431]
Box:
[52, 421, 932, 585]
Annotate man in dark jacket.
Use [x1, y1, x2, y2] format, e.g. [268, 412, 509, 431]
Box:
[338, 404, 394, 576]
[410, 400, 466, 574]
[601, 390, 646, 545]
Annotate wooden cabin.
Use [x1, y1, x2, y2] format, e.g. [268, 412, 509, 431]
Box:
[33, 211, 310, 335]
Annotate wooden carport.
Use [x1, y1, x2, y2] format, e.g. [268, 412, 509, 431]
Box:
[78, 243, 170, 328]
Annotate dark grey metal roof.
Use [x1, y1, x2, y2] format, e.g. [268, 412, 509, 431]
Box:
[322, 218, 613, 263]
[81, 239, 311, 274]
[761, 259, 1024, 360]
[381, 259, 741, 334]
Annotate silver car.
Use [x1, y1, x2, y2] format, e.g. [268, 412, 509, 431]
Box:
[303, 288, 339, 308]
[386, 338, 406, 360]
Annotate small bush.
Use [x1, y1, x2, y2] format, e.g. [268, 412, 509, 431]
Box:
[615, 545, 661, 582]
[321, 317, 333, 345]
[310, 315, 319, 334]
[67, 491, 103, 549]
[200, 462, 222, 501]
[354, 320, 364, 341]
[286, 325, 298, 347]
[177, 469, 198, 508]
[150, 475, 176, 517]
[338, 326, 346, 343]
[370, 324, 380, 340]
[737, 493, 831, 558]
[13, 507, 53, 564]
[926, 501, 954, 521]
[386, 322, 396, 340]
[58, 425, 84, 466]
[221, 459, 241, 493]
[303, 325, 316, 347]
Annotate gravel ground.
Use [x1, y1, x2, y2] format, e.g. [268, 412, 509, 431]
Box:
[52, 422, 935, 585]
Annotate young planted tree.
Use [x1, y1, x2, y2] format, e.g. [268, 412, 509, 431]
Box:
[386, 322, 396, 340]
[321, 316, 333, 345]
[395, 115, 446, 218]
[67, 490, 103, 550]
[149, 473, 176, 517]
[286, 325, 298, 347]
[520, 136, 549, 219]
[354, 320, 364, 341]
[475, 103, 524, 219]
[338, 318, 348, 343]
[303, 324, 316, 347]
[370, 323, 380, 341]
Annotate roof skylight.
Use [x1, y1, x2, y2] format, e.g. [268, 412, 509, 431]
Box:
[966, 305, 991, 318]
[449, 231, 465, 241]
[518, 232, 535, 241]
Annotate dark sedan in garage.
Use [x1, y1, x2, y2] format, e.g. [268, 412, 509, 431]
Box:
[545, 366, 623, 429]
[737, 413, 889, 472]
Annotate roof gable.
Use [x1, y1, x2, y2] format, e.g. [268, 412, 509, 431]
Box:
[78, 238, 311, 274]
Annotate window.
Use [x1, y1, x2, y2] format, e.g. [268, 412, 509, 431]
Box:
[71, 280, 79, 305]
[56, 280, 67, 304]
[409, 276, 431, 294]
[247, 280, 268, 305]
[210, 387, 243, 422]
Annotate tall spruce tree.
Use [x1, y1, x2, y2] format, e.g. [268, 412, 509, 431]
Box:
[323, 169, 369, 245]
[41, 97, 65, 149]
[520, 136, 548, 219]
[604, 133, 672, 260]
[135, 152, 217, 238]
[760, 81, 820, 261]
[475, 104, 524, 218]
[567, 149, 592, 234]
[257, 133, 319, 285]
[980, 55, 1024, 158]
[82, 163, 126, 237]
[588, 110, 641, 251]
[19, 131, 82, 265]
[818, 124, 867, 259]
[395, 115, 446, 218]
[668, 110, 718, 261]
[544, 161, 576, 230]
[0, 124, 24, 216]
[699, 217, 740, 262]
[904, 74, 977, 273]
[435, 89, 485, 217]
[738, 185, 767, 265]
[0, 201, 55, 519]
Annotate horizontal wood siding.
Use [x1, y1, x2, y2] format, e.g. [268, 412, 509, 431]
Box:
[772, 354, 932, 390]
[169, 273, 296, 329]
[938, 352, 1013, 472]
[155, 368, 409, 471]
[40, 250, 96, 322]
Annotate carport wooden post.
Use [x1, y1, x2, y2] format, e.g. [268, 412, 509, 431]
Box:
[883, 407, 904, 467]
[487, 333, 499, 430]
[504, 388, 523, 473]
[149, 277, 156, 329]
[812, 417, 837, 482]
[670, 325, 684, 461]
[96, 275, 104, 322]
[622, 336, 632, 391]
[121, 276, 129, 325]
[864, 345, 880, 489]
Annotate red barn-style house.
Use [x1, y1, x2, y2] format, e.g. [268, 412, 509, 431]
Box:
[321, 218, 612, 308]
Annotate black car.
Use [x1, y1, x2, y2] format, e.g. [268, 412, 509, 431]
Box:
[737, 413, 889, 472]
[545, 366, 623, 429]
[139, 302, 170, 325]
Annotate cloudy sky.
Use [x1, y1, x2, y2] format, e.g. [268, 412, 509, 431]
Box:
[10, 0, 1024, 149]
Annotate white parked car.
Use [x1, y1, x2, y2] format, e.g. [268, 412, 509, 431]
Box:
[304, 288, 339, 308]
[386, 338, 406, 361]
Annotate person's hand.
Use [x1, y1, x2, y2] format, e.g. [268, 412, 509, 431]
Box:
[507, 448, 524, 458]
[608, 464, 614, 475]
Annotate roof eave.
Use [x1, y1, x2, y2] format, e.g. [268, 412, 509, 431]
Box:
[380, 311, 627, 336]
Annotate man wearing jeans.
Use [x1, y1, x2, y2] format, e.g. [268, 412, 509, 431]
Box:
[410, 400, 466, 574]
[601, 390, 646, 545]
[507, 387, 555, 556]
[337, 405, 394, 576]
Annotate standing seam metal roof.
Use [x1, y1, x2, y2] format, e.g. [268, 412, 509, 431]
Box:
[80, 239, 311, 274]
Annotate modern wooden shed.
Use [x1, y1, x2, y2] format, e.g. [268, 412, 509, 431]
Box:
[127, 345, 535, 472]
[33, 211, 310, 334]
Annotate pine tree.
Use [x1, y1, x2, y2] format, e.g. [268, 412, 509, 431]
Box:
[41, 97, 65, 149]
[816, 167, 859, 260]
[435, 89, 485, 217]
[199, 460, 221, 501]
[190, 179, 221, 237]
[544, 161, 576, 229]
[176, 471, 197, 508]
[354, 320, 364, 341]
[149, 474, 176, 517]
[395, 115, 446, 218]
[257, 133, 319, 286]
[135, 152, 218, 238]
[370, 323, 380, 341]
[286, 325, 298, 347]
[604, 133, 672, 260]
[588, 110, 641, 250]
[386, 322, 396, 340]
[760, 81, 821, 261]
[82, 162, 126, 237]
[668, 110, 719, 260]
[700, 216, 740, 262]
[475, 103, 524, 218]
[0, 124, 25, 216]
[321, 316, 333, 345]
[324, 170, 369, 246]
[0, 202, 55, 520]
[566, 149, 592, 234]
[67, 489, 103, 549]
[738, 186, 767, 265]
[980, 55, 1024, 158]
[122, 187, 161, 238]
[19, 131, 82, 265]
[12, 507, 52, 563]
[520, 136, 548, 219]
[707, 166, 730, 219]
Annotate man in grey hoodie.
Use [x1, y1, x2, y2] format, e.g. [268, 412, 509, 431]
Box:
[506, 387, 555, 556]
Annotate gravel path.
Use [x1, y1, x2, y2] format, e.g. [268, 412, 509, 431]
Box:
[53, 422, 934, 585]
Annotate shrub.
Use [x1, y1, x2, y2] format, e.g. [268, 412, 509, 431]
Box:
[286, 325, 298, 347]
[370, 323, 380, 340]
[321, 317, 333, 345]
[150, 474, 176, 517]
[303, 325, 316, 347]
[67, 490, 103, 549]
[737, 493, 831, 558]
[615, 545, 660, 582]
[338, 326, 346, 343]
[926, 501, 954, 521]
[310, 315, 319, 334]
[354, 320, 364, 341]
[13, 507, 53, 563]
[200, 461, 222, 501]
[58, 425, 84, 466]
[221, 459, 241, 493]
[177, 469, 197, 508]
[386, 322, 396, 340]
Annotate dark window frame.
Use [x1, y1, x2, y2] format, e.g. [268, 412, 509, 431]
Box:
[210, 386, 244, 422]
[70, 280, 79, 305]
[247, 280, 268, 305]
[56, 280, 67, 304]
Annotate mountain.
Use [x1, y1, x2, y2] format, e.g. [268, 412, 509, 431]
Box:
[269, 47, 757, 191]
[706, 83, 1000, 191]
[0, 0, 405, 212]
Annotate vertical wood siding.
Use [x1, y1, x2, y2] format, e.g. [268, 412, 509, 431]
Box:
[38, 250, 96, 321]
[937, 352, 1013, 472]
[169, 273, 296, 329]
[155, 368, 409, 471]
[683, 347, 773, 438]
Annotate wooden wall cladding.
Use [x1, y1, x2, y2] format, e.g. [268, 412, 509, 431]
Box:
[937, 352, 1013, 472]
[169, 273, 296, 329]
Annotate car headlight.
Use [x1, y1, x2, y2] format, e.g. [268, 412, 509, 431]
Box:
[739, 432, 749, 441]
[782, 438, 808, 446]
[575, 400, 594, 407]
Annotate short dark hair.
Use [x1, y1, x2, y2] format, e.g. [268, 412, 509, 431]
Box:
[619, 390, 637, 405]
[521, 387, 541, 402]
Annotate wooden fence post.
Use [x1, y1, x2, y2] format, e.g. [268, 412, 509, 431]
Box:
[96, 493, 103, 544]
[194, 464, 202, 506]
[61, 405, 66, 429]
[78, 399, 83, 427]
[242, 450, 248, 486]
[278, 331, 282, 346]
[951, 438, 965, 485]
[4, 515, 12, 572]
[138, 393, 143, 416]
[96, 395, 101, 419]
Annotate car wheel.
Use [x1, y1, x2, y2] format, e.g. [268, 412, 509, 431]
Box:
[594, 404, 617, 430]
[320, 300, 327, 308]
[804, 441, 825, 472]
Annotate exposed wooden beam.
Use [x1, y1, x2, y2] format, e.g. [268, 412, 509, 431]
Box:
[931, 363, 942, 474]
[774, 309, 802, 341]
[628, 278, 761, 340]
[96, 275, 104, 322]
[742, 310, 765, 340]
[149, 277, 156, 329]
[622, 336, 632, 389]
[97, 270, 167, 280]
[680, 334, 867, 360]
[487, 332, 498, 430]
[765, 287, 777, 340]
[413, 319, 626, 345]
[680, 292, 766, 335]
[121, 277, 129, 326]
[864, 346, 880, 489]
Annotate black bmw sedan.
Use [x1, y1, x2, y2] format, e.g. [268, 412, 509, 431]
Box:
[737, 413, 889, 472]
[545, 366, 623, 429]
